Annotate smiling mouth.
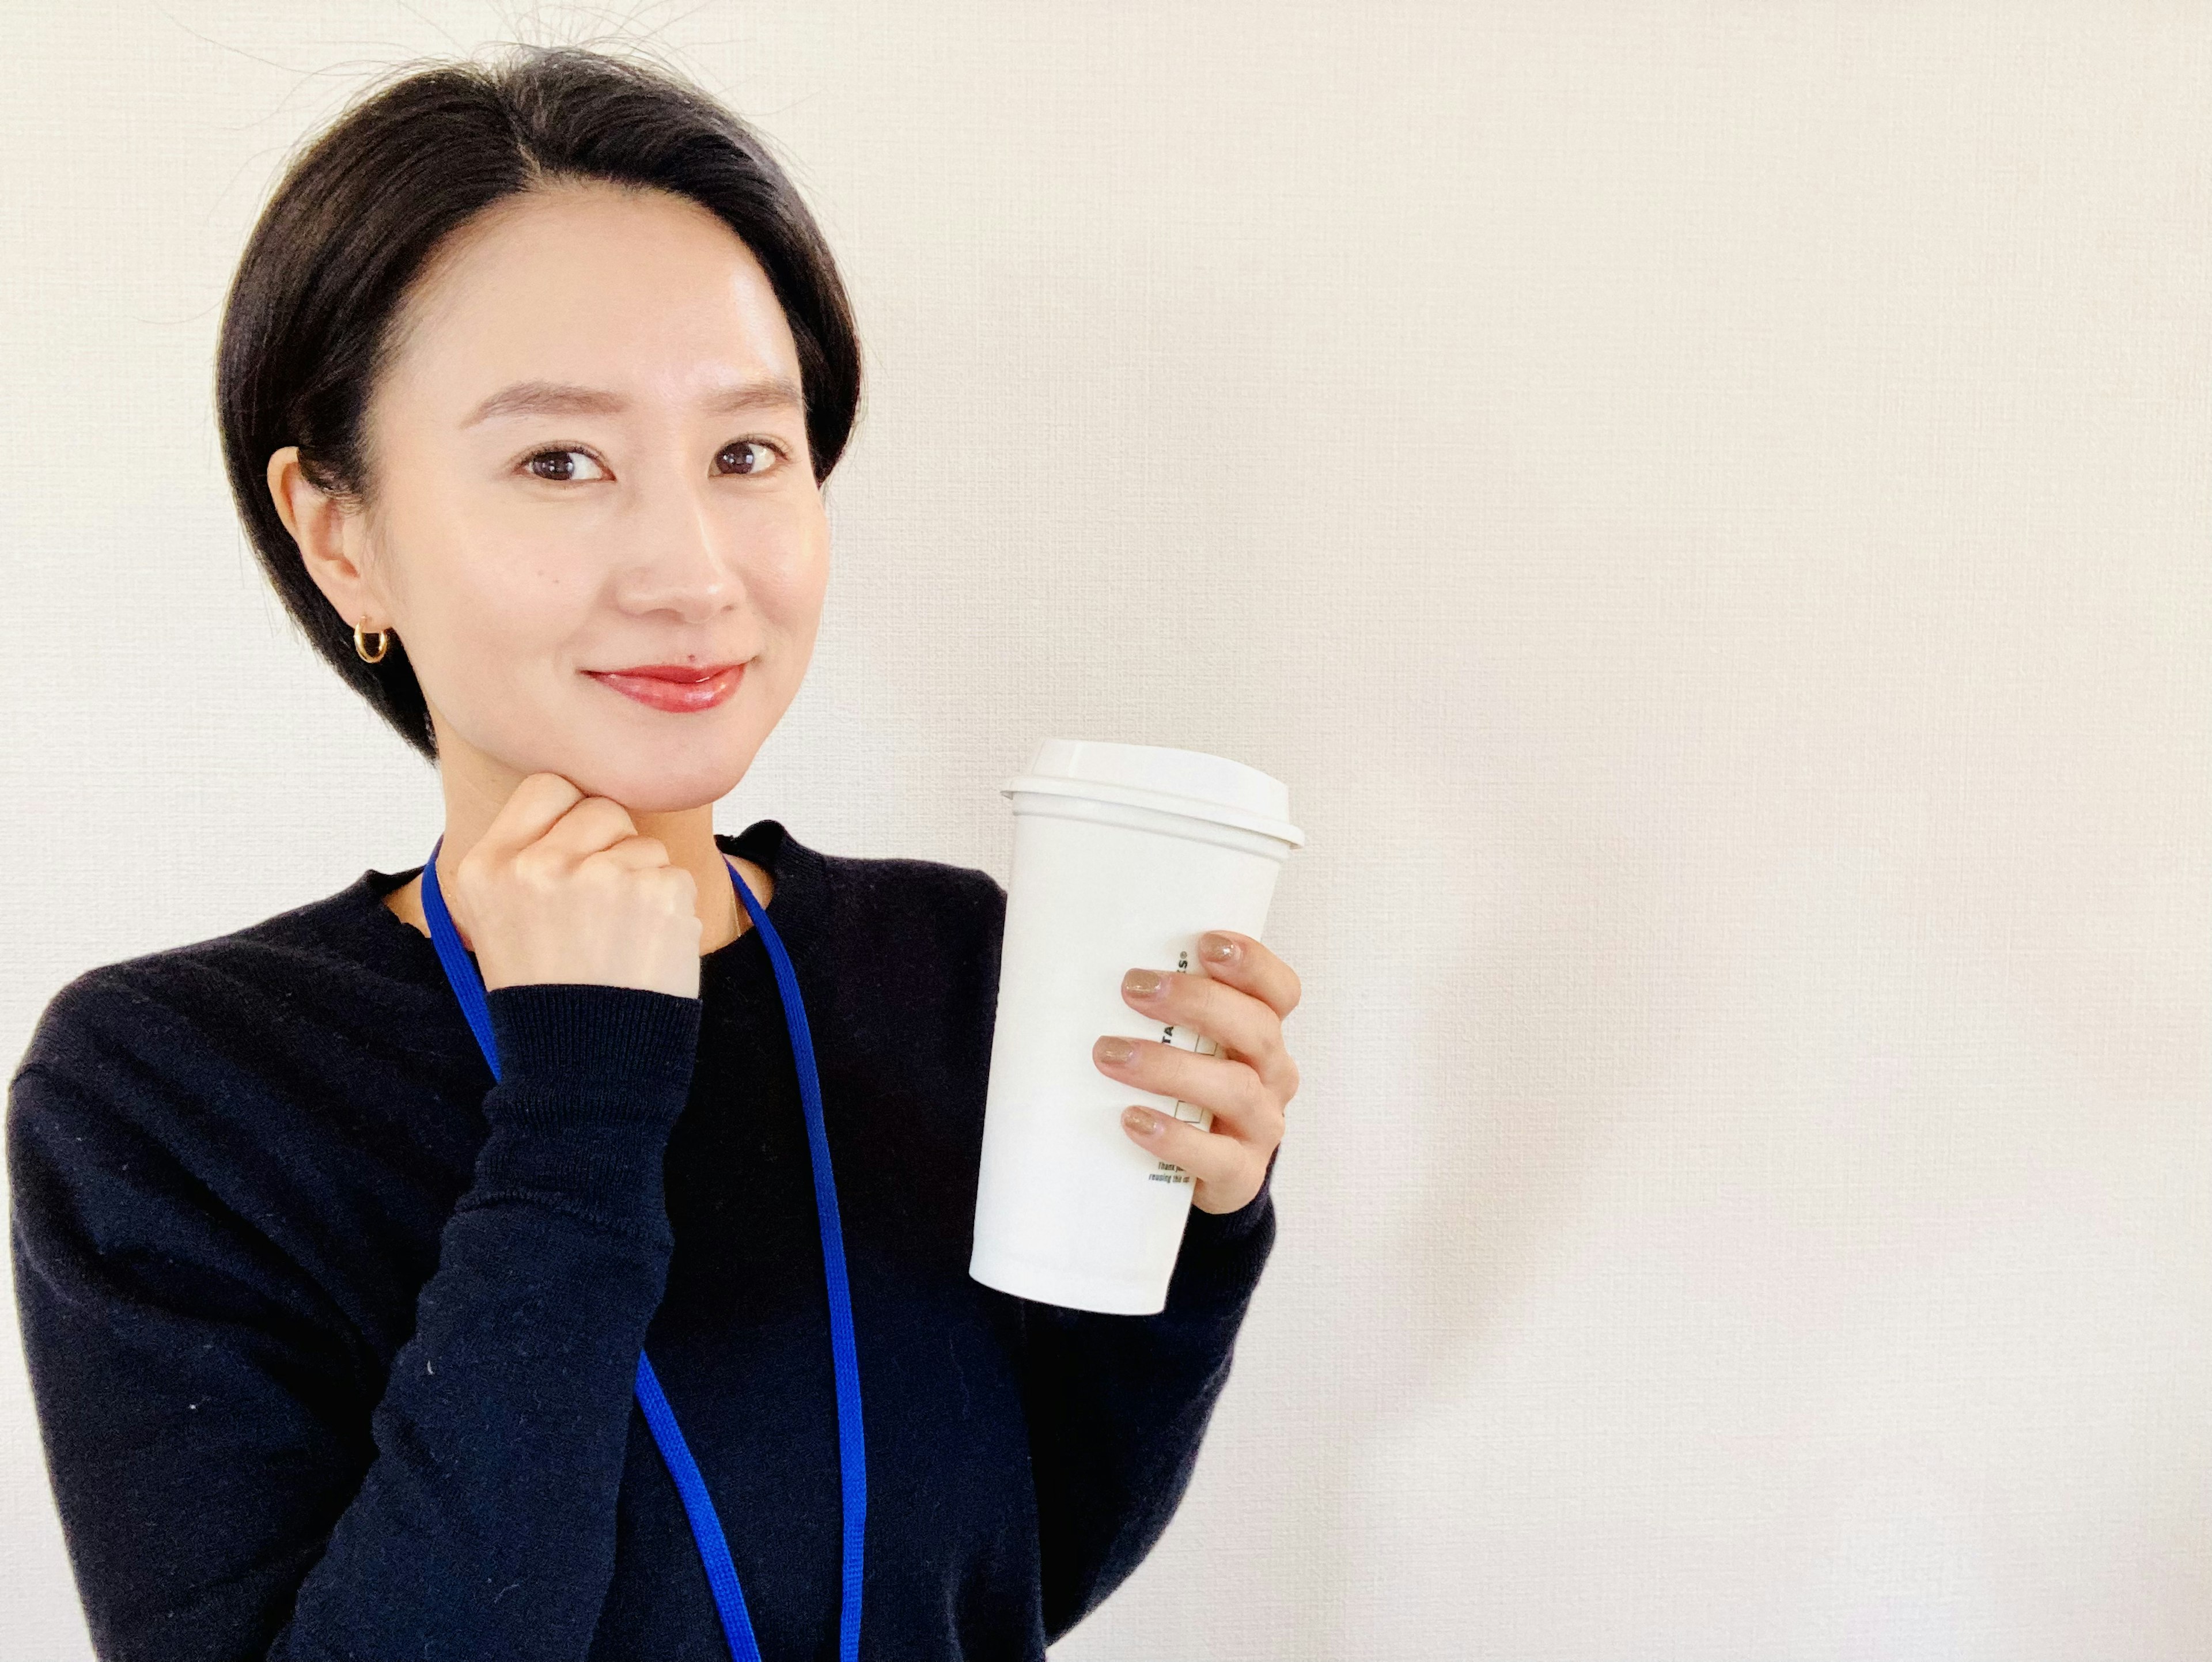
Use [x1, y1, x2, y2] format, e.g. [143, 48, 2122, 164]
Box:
[584, 662, 747, 713]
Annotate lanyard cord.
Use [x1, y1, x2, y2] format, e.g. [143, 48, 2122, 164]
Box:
[419, 839, 868, 1662]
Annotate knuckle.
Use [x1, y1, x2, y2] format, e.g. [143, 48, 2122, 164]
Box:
[1243, 1064, 1273, 1115]
[512, 849, 560, 888]
[530, 774, 583, 813]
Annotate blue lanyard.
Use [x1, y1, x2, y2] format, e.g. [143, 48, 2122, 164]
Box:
[418, 838, 868, 1662]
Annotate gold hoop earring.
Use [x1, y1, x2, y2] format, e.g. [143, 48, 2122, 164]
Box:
[353, 619, 391, 664]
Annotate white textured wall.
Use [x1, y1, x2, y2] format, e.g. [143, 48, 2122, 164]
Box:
[6, 5, 2209, 1657]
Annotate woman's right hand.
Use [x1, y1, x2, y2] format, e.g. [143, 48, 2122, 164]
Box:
[444, 773, 704, 1000]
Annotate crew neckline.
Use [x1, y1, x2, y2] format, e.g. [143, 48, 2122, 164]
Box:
[347, 817, 823, 986]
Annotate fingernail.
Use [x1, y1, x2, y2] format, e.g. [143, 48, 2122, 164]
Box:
[1095, 1035, 1135, 1066]
[1123, 1104, 1161, 1135]
[1199, 933, 1238, 964]
[1123, 968, 1163, 998]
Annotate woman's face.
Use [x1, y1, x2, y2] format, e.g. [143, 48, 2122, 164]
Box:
[339, 180, 828, 813]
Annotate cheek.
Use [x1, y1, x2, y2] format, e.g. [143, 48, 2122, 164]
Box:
[452, 562, 575, 652]
[404, 536, 590, 705]
[748, 500, 831, 621]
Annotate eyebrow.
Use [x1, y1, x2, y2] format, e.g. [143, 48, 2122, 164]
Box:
[460, 374, 808, 428]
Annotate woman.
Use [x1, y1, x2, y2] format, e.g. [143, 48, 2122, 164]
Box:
[6, 44, 1301, 1662]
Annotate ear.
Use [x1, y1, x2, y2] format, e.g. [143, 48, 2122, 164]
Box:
[267, 445, 388, 633]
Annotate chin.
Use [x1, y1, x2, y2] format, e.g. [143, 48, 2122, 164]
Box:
[589, 757, 755, 816]
[520, 725, 761, 817]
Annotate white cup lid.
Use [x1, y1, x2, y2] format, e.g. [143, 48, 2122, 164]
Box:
[1002, 739, 1304, 846]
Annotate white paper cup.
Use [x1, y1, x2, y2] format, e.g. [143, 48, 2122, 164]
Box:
[968, 739, 1305, 1315]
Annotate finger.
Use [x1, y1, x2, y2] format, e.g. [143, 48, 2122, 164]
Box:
[1093, 1036, 1283, 1146]
[578, 840, 696, 923]
[579, 827, 664, 863]
[1122, 966, 1299, 1106]
[468, 773, 586, 865]
[535, 794, 642, 860]
[1118, 1104, 1252, 1193]
[1195, 930, 1301, 1020]
[589, 833, 675, 871]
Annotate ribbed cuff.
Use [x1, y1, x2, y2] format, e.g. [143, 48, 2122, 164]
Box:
[483, 983, 702, 1126]
[1166, 1146, 1279, 1308]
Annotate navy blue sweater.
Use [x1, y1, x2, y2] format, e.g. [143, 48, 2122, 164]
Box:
[6, 820, 1275, 1660]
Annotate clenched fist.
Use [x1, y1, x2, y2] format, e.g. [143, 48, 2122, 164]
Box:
[440, 773, 706, 999]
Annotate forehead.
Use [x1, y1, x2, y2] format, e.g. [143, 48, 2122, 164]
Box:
[382, 180, 802, 407]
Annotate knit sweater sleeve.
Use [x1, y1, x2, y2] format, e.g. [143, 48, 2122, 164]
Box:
[937, 862, 1282, 1641]
[1013, 1152, 1278, 1644]
[7, 979, 700, 1662]
[1009, 1159, 1283, 1655]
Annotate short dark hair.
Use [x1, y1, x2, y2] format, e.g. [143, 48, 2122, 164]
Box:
[215, 44, 863, 763]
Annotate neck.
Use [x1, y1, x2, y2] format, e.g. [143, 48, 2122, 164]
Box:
[384, 730, 767, 954]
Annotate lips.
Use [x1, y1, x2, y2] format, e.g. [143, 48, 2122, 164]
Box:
[585, 661, 747, 713]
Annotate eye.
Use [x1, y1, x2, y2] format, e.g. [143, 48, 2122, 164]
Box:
[717, 439, 784, 477]
[522, 448, 608, 483]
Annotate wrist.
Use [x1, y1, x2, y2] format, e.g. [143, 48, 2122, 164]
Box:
[482, 983, 701, 1126]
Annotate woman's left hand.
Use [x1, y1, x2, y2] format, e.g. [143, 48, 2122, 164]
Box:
[1093, 930, 1302, 1214]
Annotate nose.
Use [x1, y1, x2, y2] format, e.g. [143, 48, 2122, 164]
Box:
[609, 465, 741, 623]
